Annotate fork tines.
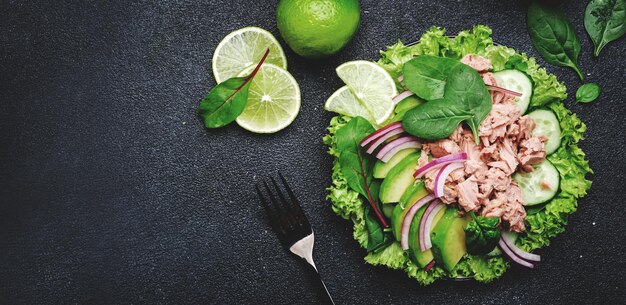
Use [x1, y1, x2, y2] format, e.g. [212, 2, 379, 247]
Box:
[256, 173, 312, 247]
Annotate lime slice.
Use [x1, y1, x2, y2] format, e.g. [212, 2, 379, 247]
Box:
[336, 61, 397, 125]
[235, 63, 300, 133]
[324, 86, 376, 123]
[212, 27, 287, 83]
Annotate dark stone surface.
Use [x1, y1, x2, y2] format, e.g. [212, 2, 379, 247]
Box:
[1, 0, 624, 304]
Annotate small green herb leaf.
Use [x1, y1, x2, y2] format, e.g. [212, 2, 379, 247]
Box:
[465, 211, 500, 256]
[198, 49, 270, 128]
[336, 116, 389, 227]
[585, 0, 626, 57]
[402, 55, 461, 100]
[576, 83, 601, 103]
[527, 2, 584, 80]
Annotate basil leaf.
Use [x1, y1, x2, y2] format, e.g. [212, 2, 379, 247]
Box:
[465, 211, 500, 256]
[402, 100, 472, 140]
[336, 116, 389, 227]
[527, 1, 584, 80]
[585, 0, 626, 57]
[402, 55, 461, 100]
[198, 49, 269, 128]
[443, 63, 492, 143]
[576, 83, 601, 103]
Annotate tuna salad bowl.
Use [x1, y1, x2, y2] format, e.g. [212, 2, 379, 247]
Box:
[322, 25, 592, 284]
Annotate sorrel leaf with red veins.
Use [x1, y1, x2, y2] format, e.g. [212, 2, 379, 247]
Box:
[335, 116, 389, 228]
[198, 49, 270, 128]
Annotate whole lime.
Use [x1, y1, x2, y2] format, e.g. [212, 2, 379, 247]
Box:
[276, 0, 361, 59]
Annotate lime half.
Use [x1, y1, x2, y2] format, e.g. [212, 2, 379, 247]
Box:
[236, 64, 300, 133]
[212, 27, 287, 83]
[324, 86, 375, 123]
[336, 61, 397, 124]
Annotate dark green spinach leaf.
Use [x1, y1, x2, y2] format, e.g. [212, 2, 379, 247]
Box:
[402, 100, 472, 140]
[363, 205, 393, 253]
[465, 211, 500, 255]
[402, 55, 461, 100]
[402, 63, 491, 144]
[336, 116, 389, 227]
[585, 0, 626, 57]
[198, 49, 269, 128]
[527, 2, 584, 80]
[576, 83, 601, 103]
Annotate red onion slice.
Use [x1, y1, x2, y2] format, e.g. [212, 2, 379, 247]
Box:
[359, 122, 402, 147]
[498, 239, 535, 268]
[413, 153, 467, 178]
[375, 136, 418, 160]
[419, 200, 445, 251]
[486, 85, 522, 97]
[392, 90, 415, 104]
[433, 163, 465, 198]
[379, 141, 422, 163]
[400, 194, 436, 250]
[502, 232, 541, 262]
[365, 128, 404, 154]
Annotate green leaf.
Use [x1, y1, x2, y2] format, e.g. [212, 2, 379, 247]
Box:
[364, 205, 393, 253]
[576, 83, 601, 103]
[527, 2, 584, 80]
[335, 116, 389, 228]
[443, 63, 492, 143]
[464, 212, 500, 255]
[402, 55, 461, 100]
[584, 0, 626, 57]
[402, 100, 472, 140]
[198, 49, 269, 128]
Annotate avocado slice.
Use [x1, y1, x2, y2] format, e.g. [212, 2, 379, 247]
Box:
[379, 152, 420, 204]
[390, 182, 428, 240]
[373, 148, 419, 179]
[408, 205, 446, 267]
[430, 207, 470, 272]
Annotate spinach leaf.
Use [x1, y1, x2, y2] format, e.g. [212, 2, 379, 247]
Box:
[585, 0, 626, 57]
[402, 63, 491, 144]
[402, 55, 461, 100]
[363, 205, 393, 253]
[527, 1, 584, 80]
[576, 83, 601, 103]
[443, 63, 492, 143]
[402, 100, 472, 140]
[465, 211, 500, 255]
[336, 116, 389, 228]
[198, 49, 269, 128]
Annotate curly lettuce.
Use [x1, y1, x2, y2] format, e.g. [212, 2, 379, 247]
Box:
[326, 25, 592, 284]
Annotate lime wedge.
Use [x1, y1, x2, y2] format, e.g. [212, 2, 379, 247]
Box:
[235, 63, 300, 133]
[212, 27, 287, 83]
[336, 61, 397, 124]
[324, 86, 376, 123]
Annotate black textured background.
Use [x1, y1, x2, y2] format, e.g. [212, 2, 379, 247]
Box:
[1, 0, 625, 304]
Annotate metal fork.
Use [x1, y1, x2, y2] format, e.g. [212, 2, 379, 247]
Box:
[256, 173, 335, 305]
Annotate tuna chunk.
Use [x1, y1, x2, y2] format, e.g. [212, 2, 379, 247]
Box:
[482, 184, 527, 232]
[424, 139, 461, 158]
[498, 138, 519, 174]
[456, 179, 480, 211]
[518, 137, 546, 167]
[517, 115, 536, 141]
[461, 54, 493, 72]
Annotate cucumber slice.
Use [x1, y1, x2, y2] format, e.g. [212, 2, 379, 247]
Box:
[513, 160, 560, 206]
[493, 70, 533, 114]
[528, 109, 561, 155]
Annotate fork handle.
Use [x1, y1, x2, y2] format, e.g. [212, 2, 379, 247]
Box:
[289, 234, 335, 305]
[309, 266, 335, 305]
